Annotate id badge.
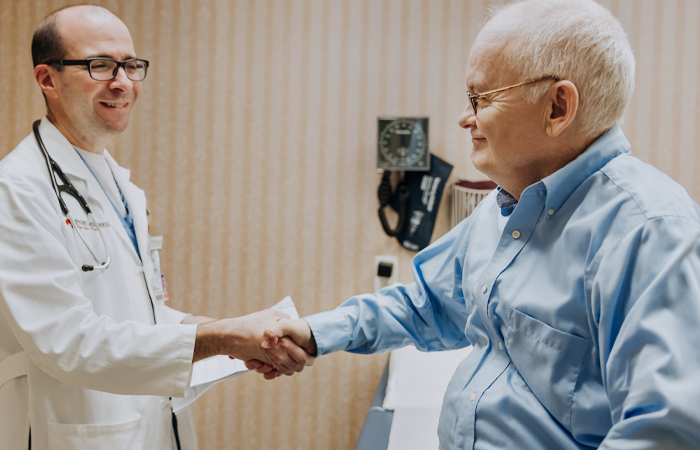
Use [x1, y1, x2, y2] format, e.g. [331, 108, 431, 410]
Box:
[161, 274, 169, 300]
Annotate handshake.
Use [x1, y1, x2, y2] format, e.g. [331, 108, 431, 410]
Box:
[192, 309, 317, 380]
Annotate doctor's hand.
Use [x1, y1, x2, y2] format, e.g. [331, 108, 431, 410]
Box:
[245, 318, 318, 380]
[193, 310, 314, 376]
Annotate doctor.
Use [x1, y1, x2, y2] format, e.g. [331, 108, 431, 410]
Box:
[0, 5, 312, 450]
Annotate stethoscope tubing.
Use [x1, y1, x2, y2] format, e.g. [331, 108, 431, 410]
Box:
[32, 120, 111, 272]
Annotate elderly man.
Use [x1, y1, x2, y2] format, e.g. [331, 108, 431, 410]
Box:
[255, 0, 700, 448]
[0, 5, 311, 450]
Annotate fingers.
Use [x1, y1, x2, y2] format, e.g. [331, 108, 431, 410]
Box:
[272, 339, 305, 374]
[264, 370, 279, 380]
[244, 360, 275, 374]
[244, 360, 262, 370]
[284, 338, 315, 367]
[264, 337, 316, 376]
[274, 362, 296, 376]
[245, 359, 283, 379]
[246, 316, 317, 381]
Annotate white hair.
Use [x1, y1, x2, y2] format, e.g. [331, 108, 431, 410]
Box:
[485, 0, 635, 139]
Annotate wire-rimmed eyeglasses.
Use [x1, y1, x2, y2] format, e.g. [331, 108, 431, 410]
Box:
[44, 58, 150, 81]
[467, 76, 560, 116]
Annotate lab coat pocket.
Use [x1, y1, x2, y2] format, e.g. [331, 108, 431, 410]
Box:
[504, 308, 589, 432]
[47, 414, 141, 450]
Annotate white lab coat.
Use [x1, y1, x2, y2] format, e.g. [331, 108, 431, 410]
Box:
[0, 118, 199, 450]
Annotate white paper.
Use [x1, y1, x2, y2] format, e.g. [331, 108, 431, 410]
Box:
[387, 407, 443, 450]
[383, 345, 472, 410]
[172, 296, 300, 413]
[383, 345, 473, 450]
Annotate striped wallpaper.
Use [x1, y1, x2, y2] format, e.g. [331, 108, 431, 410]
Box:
[1, 1, 699, 449]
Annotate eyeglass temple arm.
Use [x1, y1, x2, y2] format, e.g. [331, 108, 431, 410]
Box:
[472, 76, 561, 98]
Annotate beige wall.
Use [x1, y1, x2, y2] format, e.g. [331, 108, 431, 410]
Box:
[1, 1, 699, 449]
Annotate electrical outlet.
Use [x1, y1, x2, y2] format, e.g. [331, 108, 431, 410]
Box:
[374, 255, 399, 292]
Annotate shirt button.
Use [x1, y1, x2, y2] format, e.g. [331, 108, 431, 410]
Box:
[470, 393, 476, 402]
[548, 208, 554, 216]
[481, 284, 488, 294]
[498, 342, 503, 351]
[511, 230, 521, 239]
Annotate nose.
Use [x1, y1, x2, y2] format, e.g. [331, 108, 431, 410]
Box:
[108, 66, 134, 92]
[458, 104, 476, 129]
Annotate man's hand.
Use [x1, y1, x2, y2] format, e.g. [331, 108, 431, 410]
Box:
[245, 318, 318, 380]
[262, 318, 317, 355]
[193, 310, 314, 376]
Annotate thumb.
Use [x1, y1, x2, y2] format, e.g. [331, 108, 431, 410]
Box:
[261, 328, 281, 349]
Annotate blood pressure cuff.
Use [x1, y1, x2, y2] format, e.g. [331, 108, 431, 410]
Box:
[390, 154, 453, 251]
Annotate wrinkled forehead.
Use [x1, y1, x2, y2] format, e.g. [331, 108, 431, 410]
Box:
[465, 33, 513, 93]
[57, 8, 136, 60]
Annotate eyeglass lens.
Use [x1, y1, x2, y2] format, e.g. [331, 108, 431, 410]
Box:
[89, 59, 148, 81]
[468, 95, 478, 116]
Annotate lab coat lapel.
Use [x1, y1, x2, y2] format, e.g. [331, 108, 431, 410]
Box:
[105, 152, 148, 263]
[36, 118, 140, 263]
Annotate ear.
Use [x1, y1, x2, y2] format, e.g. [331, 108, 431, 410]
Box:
[544, 80, 579, 138]
[34, 64, 60, 100]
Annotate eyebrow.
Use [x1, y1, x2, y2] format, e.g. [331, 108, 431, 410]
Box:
[467, 81, 484, 93]
[87, 54, 139, 60]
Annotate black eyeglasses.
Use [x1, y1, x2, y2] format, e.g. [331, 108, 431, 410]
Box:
[44, 58, 149, 81]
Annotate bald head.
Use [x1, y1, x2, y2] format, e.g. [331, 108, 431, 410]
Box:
[31, 5, 141, 153]
[465, 2, 544, 94]
[32, 5, 124, 67]
[479, 1, 533, 43]
[470, 0, 635, 139]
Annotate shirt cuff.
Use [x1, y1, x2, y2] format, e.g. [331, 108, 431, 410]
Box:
[172, 323, 198, 398]
[304, 309, 351, 356]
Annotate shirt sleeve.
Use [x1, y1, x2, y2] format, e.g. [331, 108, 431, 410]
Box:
[591, 216, 700, 449]
[0, 177, 197, 398]
[305, 216, 474, 356]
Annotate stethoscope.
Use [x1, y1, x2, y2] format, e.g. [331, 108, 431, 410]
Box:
[33, 120, 111, 272]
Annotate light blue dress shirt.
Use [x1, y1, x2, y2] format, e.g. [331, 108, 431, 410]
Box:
[305, 125, 700, 449]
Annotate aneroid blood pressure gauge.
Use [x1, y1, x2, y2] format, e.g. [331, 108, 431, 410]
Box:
[377, 117, 430, 171]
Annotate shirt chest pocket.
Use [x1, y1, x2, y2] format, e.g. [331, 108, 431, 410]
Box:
[504, 307, 590, 432]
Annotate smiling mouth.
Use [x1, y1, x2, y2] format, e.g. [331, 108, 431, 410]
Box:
[100, 102, 128, 108]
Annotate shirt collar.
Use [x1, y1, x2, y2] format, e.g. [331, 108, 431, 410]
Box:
[540, 124, 630, 214]
[496, 187, 518, 216]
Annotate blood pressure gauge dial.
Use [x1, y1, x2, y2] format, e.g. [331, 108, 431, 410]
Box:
[377, 117, 430, 171]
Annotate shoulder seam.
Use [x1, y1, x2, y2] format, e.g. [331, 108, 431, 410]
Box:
[599, 166, 649, 221]
[585, 215, 700, 294]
